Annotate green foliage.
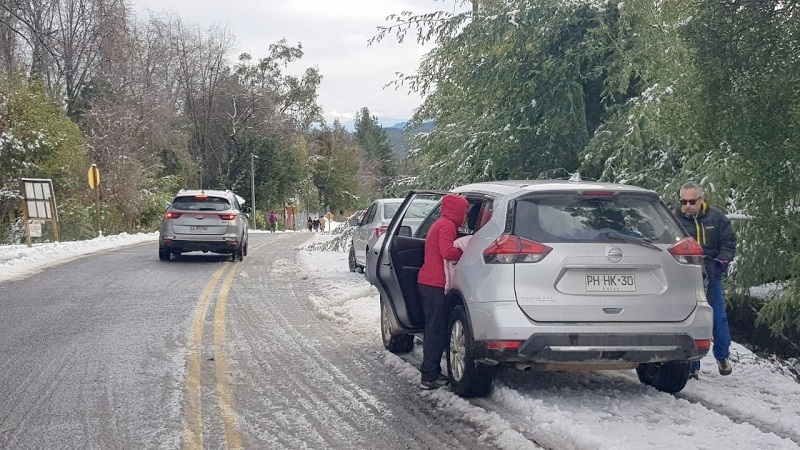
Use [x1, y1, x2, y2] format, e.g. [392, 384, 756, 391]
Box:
[353, 107, 396, 194]
[377, 0, 800, 342]
[0, 74, 86, 242]
[307, 126, 360, 214]
[682, 0, 800, 338]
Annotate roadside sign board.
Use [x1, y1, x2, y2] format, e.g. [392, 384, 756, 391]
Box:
[21, 178, 60, 245]
[28, 221, 42, 237]
[23, 178, 55, 220]
[88, 164, 100, 189]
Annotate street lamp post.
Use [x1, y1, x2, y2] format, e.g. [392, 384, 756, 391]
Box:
[250, 153, 259, 230]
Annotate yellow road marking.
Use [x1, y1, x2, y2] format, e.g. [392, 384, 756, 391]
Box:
[183, 264, 229, 450]
[214, 265, 244, 449]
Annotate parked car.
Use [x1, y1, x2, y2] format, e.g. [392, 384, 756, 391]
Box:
[158, 189, 250, 261]
[348, 198, 437, 273]
[346, 209, 366, 227]
[365, 178, 713, 397]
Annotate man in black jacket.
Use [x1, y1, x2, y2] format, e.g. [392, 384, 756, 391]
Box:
[674, 182, 737, 379]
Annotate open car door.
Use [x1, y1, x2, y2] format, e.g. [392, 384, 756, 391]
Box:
[367, 190, 445, 333]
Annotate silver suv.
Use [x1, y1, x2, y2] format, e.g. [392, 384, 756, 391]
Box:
[366, 179, 713, 397]
[158, 189, 250, 261]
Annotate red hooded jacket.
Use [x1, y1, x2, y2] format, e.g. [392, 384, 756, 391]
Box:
[417, 194, 468, 288]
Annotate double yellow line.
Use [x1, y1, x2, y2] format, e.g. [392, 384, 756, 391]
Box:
[183, 263, 243, 450]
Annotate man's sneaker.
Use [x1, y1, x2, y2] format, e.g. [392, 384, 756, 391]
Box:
[419, 378, 447, 390]
[717, 359, 732, 376]
[689, 369, 700, 380]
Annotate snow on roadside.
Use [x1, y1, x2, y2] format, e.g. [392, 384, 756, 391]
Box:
[0, 232, 158, 283]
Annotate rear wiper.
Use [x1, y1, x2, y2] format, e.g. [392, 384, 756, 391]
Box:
[602, 231, 662, 251]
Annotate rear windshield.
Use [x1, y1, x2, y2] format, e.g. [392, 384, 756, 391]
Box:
[383, 202, 402, 219]
[171, 196, 231, 212]
[513, 193, 684, 244]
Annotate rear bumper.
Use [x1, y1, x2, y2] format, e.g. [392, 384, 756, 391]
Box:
[520, 332, 707, 362]
[474, 333, 709, 365]
[467, 301, 713, 365]
[160, 236, 240, 253]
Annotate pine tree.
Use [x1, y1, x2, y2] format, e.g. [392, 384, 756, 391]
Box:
[353, 107, 396, 193]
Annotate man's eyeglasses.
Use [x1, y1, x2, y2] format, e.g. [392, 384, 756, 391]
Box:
[680, 198, 701, 206]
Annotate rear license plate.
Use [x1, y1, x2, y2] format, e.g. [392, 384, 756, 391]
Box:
[585, 274, 636, 292]
[190, 226, 208, 232]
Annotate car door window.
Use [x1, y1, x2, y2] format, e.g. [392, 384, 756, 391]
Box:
[462, 197, 494, 234]
[363, 203, 377, 225]
[414, 203, 441, 239]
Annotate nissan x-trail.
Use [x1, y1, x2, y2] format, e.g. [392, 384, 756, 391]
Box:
[365, 178, 712, 397]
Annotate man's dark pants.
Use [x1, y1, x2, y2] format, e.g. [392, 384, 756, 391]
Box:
[418, 284, 452, 382]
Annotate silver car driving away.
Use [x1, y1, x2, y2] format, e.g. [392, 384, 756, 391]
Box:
[158, 189, 250, 261]
[366, 178, 713, 397]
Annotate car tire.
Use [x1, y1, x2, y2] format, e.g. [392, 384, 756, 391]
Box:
[158, 246, 170, 261]
[243, 239, 248, 256]
[348, 245, 357, 273]
[636, 361, 691, 394]
[380, 296, 414, 353]
[447, 305, 496, 398]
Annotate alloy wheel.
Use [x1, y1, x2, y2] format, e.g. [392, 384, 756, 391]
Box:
[449, 319, 466, 382]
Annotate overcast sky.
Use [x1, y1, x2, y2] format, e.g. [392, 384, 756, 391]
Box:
[131, 0, 467, 126]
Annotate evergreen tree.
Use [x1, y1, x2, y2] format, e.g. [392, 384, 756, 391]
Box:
[353, 107, 396, 193]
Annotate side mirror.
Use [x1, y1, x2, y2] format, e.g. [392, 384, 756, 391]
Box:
[398, 225, 412, 237]
[164, 204, 171, 212]
[241, 206, 252, 214]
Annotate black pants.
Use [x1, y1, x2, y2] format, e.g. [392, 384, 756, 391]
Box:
[418, 284, 452, 382]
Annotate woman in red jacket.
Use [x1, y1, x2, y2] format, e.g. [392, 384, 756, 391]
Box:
[417, 193, 469, 390]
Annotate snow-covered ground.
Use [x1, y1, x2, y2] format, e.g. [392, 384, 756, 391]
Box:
[2, 227, 799, 449]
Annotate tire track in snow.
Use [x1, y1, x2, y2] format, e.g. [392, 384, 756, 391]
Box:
[394, 353, 799, 449]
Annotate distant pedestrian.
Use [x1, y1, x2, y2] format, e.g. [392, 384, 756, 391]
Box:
[268, 210, 278, 233]
[319, 216, 326, 232]
[307, 216, 313, 232]
[673, 181, 737, 379]
[312, 218, 320, 232]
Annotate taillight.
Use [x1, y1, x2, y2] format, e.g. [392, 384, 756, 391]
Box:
[695, 339, 711, 350]
[667, 237, 704, 264]
[165, 211, 182, 219]
[580, 190, 615, 197]
[375, 226, 388, 238]
[487, 340, 523, 350]
[218, 213, 237, 220]
[483, 234, 552, 264]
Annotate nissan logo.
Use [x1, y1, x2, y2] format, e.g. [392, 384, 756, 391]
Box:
[196, 215, 204, 220]
[606, 247, 623, 263]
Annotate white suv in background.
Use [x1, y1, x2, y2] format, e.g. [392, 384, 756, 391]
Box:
[366, 179, 713, 397]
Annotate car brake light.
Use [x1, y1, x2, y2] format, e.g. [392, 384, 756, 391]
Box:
[483, 234, 552, 264]
[194, 195, 208, 199]
[580, 190, 615, 197]
[695, 339, 711, 350]
[165, 211, 182, 219]
[218, 213, 237, 220]
[667, 237, 704, 264]
[375, 226, 388, 238]
[487, 340, 523, 350]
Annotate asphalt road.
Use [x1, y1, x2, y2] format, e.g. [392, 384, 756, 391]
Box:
[0, 233, 498, 449]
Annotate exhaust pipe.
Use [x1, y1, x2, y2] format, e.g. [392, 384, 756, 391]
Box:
[515, 363, 532, 371]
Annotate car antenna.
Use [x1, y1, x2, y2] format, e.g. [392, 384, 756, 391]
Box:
[568, 171, 583, 182]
